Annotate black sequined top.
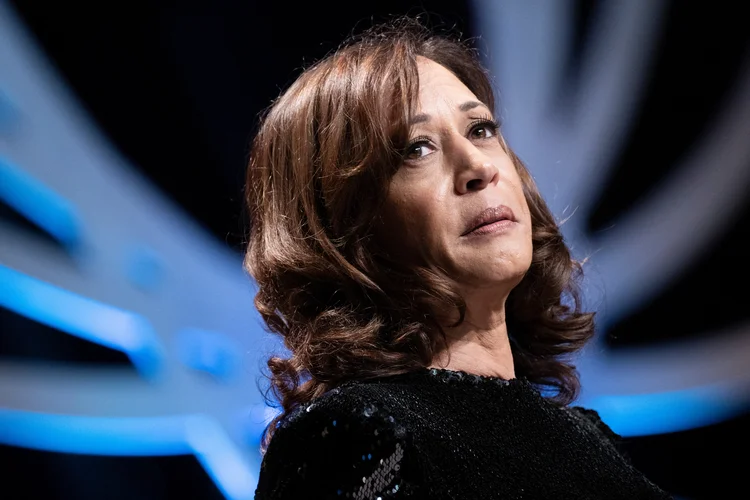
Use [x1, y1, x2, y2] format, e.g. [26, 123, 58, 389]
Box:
[254, 367, 673, 499]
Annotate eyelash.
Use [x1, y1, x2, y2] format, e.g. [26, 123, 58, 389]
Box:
[403, 116, 501, 161]
[468, 117, 501, 137]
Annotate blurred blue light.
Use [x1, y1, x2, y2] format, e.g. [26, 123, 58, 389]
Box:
[125, 244, 165, 292]
[587, 383, 749, 436]
[186, 415, 258, 500]
[0, 157, 81, 249]
[238, 404, 281, 450]
[0, 264, 163, 376]
[176, 327, 242, 382]
[0, 410, 192, 455]
[0, 411, 258, 500]
[0, 90, 20, 133]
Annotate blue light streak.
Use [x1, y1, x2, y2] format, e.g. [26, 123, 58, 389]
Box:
[0, 264, 162, 376]
[0, 410, 259, 500]
[0, 410, 192, 456]
[0, 157, 81, 250]
[586, 382, 749, 436]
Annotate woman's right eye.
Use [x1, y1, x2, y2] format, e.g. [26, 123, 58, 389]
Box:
[404, 141, 434, 161]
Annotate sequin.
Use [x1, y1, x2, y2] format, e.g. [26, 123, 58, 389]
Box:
[349, 442, 404, 500]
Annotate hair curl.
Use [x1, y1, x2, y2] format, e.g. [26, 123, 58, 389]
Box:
[244, 17, 596, 453]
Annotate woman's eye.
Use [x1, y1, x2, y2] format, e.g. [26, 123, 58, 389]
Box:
[405, 142, 432, 160]
[471, 122, 497, 139]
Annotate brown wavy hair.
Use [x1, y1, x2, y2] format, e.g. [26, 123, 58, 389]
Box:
[244, 17, 596, 452]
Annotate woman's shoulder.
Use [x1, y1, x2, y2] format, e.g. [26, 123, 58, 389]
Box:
[255, 381, 423, 499]
[274, 380, 401, 434]
[562, 404, 629, 459]
[564, 405, 621, 442]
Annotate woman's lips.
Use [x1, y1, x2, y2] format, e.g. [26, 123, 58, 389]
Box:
[462, 204, 517, 236]
[463, 218, 516, 237]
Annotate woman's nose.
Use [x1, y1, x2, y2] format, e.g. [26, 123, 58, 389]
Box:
[455, 149, 499, 194]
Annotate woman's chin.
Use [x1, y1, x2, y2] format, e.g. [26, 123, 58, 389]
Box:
[454, 266, 528, 293]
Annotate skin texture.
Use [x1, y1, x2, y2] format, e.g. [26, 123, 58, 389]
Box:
[378, 57, 533, 379]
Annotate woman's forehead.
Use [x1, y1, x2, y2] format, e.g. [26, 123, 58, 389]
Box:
[416, 58, 481, 110]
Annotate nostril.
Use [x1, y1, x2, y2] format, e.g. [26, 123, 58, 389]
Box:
[466, 179, 483, 191]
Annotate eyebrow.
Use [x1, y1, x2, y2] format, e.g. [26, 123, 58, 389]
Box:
[410, 100, 488, 125]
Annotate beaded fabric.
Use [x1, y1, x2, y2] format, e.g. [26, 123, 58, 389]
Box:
[254, 367, 673, 499]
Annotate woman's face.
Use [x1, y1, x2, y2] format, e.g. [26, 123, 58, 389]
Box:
[378, 57, 533, 294]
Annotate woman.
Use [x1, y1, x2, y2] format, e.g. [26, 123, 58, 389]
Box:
[246, 17, 672, 500]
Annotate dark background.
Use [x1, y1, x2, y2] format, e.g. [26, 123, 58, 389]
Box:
[2, 1, 749, 498]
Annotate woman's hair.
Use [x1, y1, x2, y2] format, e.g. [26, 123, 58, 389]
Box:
[244, 17, 596, 451]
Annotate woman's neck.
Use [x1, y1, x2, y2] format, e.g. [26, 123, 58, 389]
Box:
[430, 311, 516, 380]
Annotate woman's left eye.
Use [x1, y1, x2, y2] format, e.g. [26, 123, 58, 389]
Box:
[471, 121, 498, 139]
